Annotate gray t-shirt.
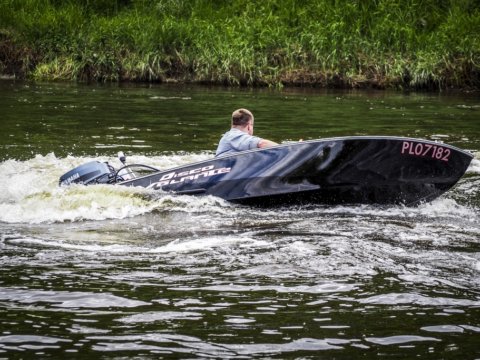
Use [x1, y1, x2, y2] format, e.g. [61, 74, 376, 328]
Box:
[215, 128, 262, 156]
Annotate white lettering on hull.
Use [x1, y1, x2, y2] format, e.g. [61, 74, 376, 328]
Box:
[147, 165, 231, 190]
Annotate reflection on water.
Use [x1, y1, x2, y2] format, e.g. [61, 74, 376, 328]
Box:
[1, 81, 480, 161]
[0, 81, 480, 358]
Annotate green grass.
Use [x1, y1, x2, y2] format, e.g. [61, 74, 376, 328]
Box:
[0, 0, 479, 89]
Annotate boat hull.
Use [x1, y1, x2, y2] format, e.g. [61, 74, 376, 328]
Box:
[122, 136, 473, 206]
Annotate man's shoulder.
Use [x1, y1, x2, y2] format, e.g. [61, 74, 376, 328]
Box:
[222, 128, 248, 139]
[226, 128, 245, 135]
[216, 128, 262, 156]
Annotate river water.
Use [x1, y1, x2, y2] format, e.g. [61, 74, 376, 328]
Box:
[0, 81, 479, 359]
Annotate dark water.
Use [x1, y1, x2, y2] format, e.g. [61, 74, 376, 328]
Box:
[0, 81, 479, 359]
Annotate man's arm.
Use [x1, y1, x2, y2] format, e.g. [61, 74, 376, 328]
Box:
[258, 139, 278, 148]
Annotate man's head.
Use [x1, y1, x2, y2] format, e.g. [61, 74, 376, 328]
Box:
[231, 108, 254, 135]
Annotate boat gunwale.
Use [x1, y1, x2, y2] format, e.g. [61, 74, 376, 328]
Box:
[119, 136, 474, 186]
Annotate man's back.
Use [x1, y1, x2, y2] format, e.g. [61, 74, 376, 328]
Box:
[215, 128, 261, 157]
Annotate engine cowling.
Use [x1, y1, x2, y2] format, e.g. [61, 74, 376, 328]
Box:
[59, 161, 114, 186]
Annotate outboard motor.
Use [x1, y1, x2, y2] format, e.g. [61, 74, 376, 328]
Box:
[59, 161, 115, 186]
[59, 152, 159, 187]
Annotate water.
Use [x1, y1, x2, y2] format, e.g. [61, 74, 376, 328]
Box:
[1, 81, 479, 359]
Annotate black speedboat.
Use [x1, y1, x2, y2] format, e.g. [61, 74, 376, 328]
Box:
[59, 136, 473, 206]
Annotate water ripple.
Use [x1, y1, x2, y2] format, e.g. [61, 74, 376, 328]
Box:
[0, 288, 149, 308]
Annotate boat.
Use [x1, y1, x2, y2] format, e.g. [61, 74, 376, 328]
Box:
[59, 136, 474, 206]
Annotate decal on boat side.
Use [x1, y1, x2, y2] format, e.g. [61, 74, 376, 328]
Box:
[401, 141, 451, 162]
[147, 164, 231, 190]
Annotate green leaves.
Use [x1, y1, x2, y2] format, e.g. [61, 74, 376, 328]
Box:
[0, 0, 478, 89]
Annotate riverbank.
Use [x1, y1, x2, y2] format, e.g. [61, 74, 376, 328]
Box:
[1, 1, 479, 90]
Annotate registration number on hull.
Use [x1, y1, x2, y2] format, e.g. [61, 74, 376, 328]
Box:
[401, 141, 451, 162]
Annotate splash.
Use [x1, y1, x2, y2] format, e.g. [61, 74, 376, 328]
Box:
[467, 156, 480, 174]
[0, 152, 216, 224]
[1, 151, 478, 224]
[0, 184, 155, 223]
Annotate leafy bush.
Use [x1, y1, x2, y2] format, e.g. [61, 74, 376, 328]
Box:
[0, 0, 478, 89]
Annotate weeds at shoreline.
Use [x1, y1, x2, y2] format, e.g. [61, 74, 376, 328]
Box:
[0, 0, 478, 89]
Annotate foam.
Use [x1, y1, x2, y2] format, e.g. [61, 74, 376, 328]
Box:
[0, 152, 478, 226]
[0, 153, 218, 224]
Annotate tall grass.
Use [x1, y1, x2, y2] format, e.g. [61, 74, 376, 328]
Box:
[0, 0, 478, 89]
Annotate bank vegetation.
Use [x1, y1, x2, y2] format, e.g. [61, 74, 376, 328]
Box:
[0, 0, 479, 89]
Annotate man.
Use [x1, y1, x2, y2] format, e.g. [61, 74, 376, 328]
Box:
[215, 108, 278, 157]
